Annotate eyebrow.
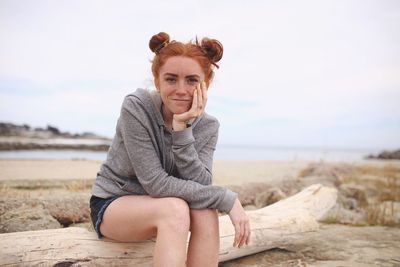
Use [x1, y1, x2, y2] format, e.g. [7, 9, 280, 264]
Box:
[164, 73, 200, 79]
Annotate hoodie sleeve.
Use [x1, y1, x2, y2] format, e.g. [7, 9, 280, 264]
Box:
[171, 121, 218, 185]
[119, 100, 237, 213]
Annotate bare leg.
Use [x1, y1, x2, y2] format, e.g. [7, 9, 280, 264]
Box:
[100, 195, 190, 267]
[186, 209, 219, 267]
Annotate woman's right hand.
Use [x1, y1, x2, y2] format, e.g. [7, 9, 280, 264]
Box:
[228, 198, 250, 248]
[172, 81, 207, 131]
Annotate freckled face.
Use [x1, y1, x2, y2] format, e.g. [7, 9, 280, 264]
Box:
[157, 56, 205, 117]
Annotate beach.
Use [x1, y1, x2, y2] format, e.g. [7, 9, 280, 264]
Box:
[1, 158, 399, 266]
[1, 158, 390, 184]
[0, 159, 311, 184]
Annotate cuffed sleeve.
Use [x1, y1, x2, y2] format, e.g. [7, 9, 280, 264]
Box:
[171, 127, 195, 145]
[219, 189, 238, 213]
[171, 120, 219, 186]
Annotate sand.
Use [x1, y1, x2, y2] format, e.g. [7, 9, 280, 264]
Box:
[0, 159, 102, 181]
[0, 158, 312, 188]
[1, 158, 391, 184]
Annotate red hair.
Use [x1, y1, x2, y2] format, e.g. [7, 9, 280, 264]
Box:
[149, 32, 223, 88]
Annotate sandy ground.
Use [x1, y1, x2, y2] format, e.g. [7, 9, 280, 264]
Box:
[0, 159, 102, 181]
[0, 159, 313, 189]
[0, 158, 392, 184]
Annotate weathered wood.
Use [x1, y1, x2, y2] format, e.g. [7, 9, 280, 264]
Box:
[0, 184, 337, 266]
[219, 183, 337, 261]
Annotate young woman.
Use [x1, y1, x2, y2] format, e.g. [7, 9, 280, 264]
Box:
[90, 32, 250, 267]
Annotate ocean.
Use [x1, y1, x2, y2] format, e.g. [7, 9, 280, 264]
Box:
[0, 145, 381, 162]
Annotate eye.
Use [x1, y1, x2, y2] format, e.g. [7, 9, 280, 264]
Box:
[187, 78, 199, 85]
[165, 77, 176, 83]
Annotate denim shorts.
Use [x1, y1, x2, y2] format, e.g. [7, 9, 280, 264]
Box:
[90, 195, 118, 238]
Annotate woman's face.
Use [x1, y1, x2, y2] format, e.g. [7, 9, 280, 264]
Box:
[157, 56, 205, 116]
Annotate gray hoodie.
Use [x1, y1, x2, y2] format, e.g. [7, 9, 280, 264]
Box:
[91, 88, 237, 213]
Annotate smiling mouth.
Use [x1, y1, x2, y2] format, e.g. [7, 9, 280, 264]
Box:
[172, 99, 191, 102]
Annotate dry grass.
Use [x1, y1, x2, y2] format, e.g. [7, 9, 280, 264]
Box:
[0, 184, 32, 198]
[299, 162, 400, 226]
[366, 202, 398, 226]
[298, 167, 314, 178]
[62, 179, 93, 192]
[356, 164, 400, 178]
[0, 179, 93, 199]
[340, 164, 400, 226]
[343, 164, 400, 202]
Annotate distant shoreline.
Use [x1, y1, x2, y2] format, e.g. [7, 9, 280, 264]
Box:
[0, 137, 110, 151]
[0, 144, 110, 151]
[1, 122, 398, 160]
[0, 122, 111, 151]
[0, 145, 393, 162]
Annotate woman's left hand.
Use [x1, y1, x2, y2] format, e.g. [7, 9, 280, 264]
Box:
[228, 198, 251, 248]
[172, 81, 207, 131]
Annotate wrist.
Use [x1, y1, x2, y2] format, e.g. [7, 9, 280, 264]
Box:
[172, 120, 187, 131]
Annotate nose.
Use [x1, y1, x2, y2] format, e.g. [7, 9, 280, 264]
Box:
[175, 80, 189, 95]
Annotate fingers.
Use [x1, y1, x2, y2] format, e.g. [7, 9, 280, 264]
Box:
[233, 224, 241, 247]
[235, 222, 244, 248]
[245, 220, 251, 245]
[188, 81, 207, 117]
[229, 198, 251, 249]
[232, 217, 250, 248]
[171, 81, 208, 127]
[232, 220, 250, 248]
[188, 87, 198, 115]
[236, 219, 250, 248]
[201, 81, 208, 112]
[197, 83, 203, 115]
[173, 84, 201, 125]
[239, 221, 246, 248]
[233, 222, 245, 248]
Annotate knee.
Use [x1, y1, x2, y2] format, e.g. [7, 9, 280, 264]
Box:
[158, 197, 190, 233]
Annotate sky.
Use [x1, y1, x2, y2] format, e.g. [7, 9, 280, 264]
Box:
[1, 0, 399, 150]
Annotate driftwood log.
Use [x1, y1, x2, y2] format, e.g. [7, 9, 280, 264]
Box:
[0, 184, 337, 266]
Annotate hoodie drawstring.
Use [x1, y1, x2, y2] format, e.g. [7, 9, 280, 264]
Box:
[160, 124, 166, 170]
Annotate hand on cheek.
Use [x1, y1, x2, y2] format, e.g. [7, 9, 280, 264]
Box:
[172, 81, 208, 131]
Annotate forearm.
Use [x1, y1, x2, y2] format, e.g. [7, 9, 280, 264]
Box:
[171, 127, 216, 185]
[173, 144, 213, 185]
[138, 171, 236, 213]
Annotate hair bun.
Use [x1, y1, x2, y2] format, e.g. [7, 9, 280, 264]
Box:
[200, 38, 223, 65]
[149, 32, 170, 54]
